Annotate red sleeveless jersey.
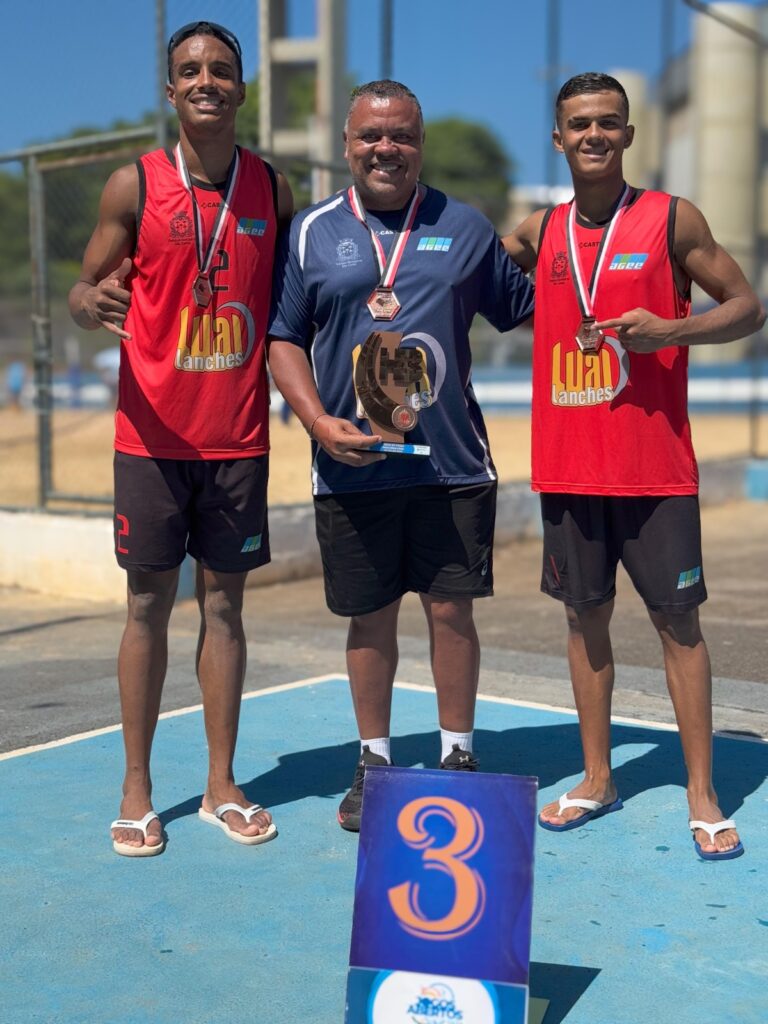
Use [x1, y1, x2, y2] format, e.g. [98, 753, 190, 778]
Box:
[115, 147, 276, 459]
[532, 189, 697, 495]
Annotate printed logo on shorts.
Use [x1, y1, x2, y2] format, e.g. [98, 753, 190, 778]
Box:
[677, 566, 701, 589]
[237, 217, 268, 236]
[417, 237, 453, 252]
[241, 534, 262, 553]
[336, 238, 362, 267]
[609, 253, 649, 271]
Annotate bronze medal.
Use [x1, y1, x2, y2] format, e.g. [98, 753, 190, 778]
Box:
[575, 318, 604, 353]
[193, 273, 213, 308]
[566, 184, 632, 356]
[391, 404, 417, 432]
[367, 287, 401, 321]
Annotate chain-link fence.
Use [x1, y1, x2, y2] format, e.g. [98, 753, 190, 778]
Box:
[1, 0, 765, 511]
[0, 0, 328, 511]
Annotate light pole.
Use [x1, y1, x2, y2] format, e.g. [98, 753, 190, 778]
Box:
[544, 0, 561, 195]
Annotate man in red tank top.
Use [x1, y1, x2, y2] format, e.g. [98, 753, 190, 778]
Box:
[69, 22, 293, 856]
[504, 73, 764, 860]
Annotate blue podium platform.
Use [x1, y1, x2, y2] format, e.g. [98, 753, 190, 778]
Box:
[1, 676, 765, 1024]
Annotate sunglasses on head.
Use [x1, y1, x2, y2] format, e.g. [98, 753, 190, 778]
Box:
[167, 21, 243, 81]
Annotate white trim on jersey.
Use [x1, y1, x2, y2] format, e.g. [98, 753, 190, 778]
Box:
[465, 382, 497, 481]
[298, 193, 346, 270]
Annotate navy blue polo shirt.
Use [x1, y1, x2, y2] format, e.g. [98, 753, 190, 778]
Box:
[268, 185, 533, 495]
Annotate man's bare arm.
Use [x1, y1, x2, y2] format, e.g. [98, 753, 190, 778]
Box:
[501, 209, 547, 274]
[68, 164, 139, 339]
[595, 198, 765, 352]
[267, 339, 384, 467]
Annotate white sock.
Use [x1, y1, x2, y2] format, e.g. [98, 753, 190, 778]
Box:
[362, 736, 391, 762]
[441, 729, 473, 762]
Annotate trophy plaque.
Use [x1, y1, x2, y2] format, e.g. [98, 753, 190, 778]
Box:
[353, 331, 431, 457]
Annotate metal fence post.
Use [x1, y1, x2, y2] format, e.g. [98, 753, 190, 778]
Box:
[27, 155, 53, 508]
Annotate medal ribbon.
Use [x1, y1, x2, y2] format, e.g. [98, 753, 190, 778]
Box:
[566, 183, 631, 320]
[348, 184, 423, 289]
[175, 142, 240, 280]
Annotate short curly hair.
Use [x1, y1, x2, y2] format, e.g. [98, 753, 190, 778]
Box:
[555, 72, 629, 126]
[345, 80, 424, 136]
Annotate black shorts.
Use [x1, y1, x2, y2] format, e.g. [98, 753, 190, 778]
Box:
[314, 482, 497, 616]
[540, 493, 707, 614]
[114, 452, 270, 573]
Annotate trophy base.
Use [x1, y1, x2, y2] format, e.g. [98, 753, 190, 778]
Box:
[365, 441, 431, 457]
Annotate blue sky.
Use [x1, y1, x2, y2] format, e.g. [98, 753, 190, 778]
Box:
[3, 0, 754, 185]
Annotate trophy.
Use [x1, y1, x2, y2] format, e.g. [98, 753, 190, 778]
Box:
[353, 331, 431, 457]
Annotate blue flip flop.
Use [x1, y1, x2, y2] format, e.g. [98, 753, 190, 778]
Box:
[538, 793, 623, 832]
[689, 819, 744, 860]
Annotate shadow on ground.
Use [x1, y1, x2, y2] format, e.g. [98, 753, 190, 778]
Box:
[159, 721, 767, 836]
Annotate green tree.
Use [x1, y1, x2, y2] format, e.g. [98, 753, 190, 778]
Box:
[0, 171, 30, 299]
[421, 118, 512, 228]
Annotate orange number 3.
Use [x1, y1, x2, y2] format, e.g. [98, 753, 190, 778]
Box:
[387, 796, 486, 941]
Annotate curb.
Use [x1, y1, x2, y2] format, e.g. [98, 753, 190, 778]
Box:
[0, 458, 755, 602]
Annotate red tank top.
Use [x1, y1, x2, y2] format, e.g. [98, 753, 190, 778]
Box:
[115, 147, 276, 459]
[532, 189, 697, 495]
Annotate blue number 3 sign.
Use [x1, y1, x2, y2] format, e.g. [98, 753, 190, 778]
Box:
[349, 765, 537, 988]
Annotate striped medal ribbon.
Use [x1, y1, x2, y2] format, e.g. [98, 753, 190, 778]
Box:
[566, 183, 631, 353]
[349, 184, 423, 320]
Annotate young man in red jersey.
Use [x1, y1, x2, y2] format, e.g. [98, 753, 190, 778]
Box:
[504, 72, 763, 860]
[69, 22, 293, 856]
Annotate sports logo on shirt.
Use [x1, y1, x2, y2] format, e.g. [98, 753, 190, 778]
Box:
[237, 217, 268, 236]
[550, 250, 568, 282]
[609, 253, 649, 270]
[169, 211, 194, 242]
[416, 237, 453, 252]
[174, 301, 256, 372]
[336, 238, 362, 266]
[550, 336, 629, 407]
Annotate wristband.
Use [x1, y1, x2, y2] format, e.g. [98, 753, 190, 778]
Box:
[309, 412, 329, 439]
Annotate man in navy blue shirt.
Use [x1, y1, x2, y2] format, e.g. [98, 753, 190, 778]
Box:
[269, 80, 533, 831]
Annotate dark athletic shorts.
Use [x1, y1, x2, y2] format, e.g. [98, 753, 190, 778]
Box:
[314, 482, 497, 617]
[540, 493, 707, 614]
[113, 452, 270, 573]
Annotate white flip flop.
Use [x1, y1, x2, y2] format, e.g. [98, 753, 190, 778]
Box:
[198, 803, 277, 846]
[689, 818, 744, 860]
[110, 810, 165, 857]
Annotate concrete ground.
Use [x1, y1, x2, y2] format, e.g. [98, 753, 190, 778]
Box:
[0, 497, 766, 1024]
[2, 499, 766, 755]
[1, 678, 766, 1024]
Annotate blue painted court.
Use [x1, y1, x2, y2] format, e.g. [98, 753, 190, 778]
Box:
[1, 676, 765, 1024]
